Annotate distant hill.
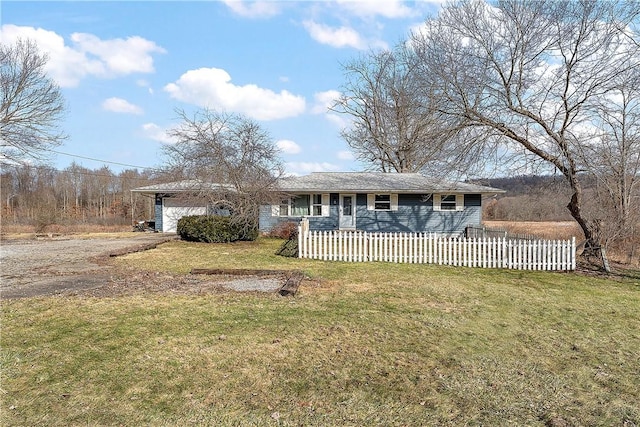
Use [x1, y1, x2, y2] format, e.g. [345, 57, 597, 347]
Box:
[471, 175, 570, 197]
[471, 175, 574, 221]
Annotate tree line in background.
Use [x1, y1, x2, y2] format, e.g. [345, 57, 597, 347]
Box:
[1, 163, 158, 232]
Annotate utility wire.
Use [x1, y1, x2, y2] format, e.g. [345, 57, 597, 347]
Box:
[46, 148, 164, 172]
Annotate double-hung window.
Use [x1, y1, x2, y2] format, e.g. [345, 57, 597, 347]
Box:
[278, 199, 290, 217]
[374, 194, 391, 210]
[311, 194, 323, 216]
[434, 194, 464, 211]
[367, 194, 398, 211]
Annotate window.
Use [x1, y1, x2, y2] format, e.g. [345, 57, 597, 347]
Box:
[274, 194, 328, 217]
[434, 194, 464, 211]
[292, 195, 310, 216]
[440, 195, 457, 210]
[374, 194, 391, 210]
[312, 194, 323, 216]
[279, 199, 290, 217]
[367, 194, 398, 211]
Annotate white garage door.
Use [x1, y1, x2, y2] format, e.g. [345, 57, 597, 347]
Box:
[162, 198, 207, 232]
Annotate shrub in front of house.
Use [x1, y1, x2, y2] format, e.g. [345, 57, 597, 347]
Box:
[177, 215, 258, 243]
[267, 221, 299, 240]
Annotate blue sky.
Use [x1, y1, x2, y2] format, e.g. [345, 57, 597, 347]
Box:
[2, 1, 442, 175]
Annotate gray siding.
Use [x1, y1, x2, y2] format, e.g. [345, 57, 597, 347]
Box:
[259, 193, 483, 235]
[259, 202, 338, 232]
[355, 194, 480, 235]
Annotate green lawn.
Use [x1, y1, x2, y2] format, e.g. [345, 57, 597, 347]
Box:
[2, 238, 639, 426]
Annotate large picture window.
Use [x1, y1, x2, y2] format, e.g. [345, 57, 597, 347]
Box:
[275, 194, 328, 217]
[292, 195, 310, 216]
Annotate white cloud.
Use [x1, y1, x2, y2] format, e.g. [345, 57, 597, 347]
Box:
[312, 90, 351, 128]
[70, 33, 165, 75]
[141, 123, 176, 144]
[285, 161, 341, 175]
[337, 150, 354, 160]
[303, 20, 369, 50]
[336, 0, 416, 18]
[223, 0, 281, 18]
[312, 90, 341, 114]
[136, 79, 154, 94]
[102, 97, 143, 115]
[0, 24, 165, 88]
[276, 139, 302, 154]
[326, 113, 351, 129]
[164, 67, 306, 121]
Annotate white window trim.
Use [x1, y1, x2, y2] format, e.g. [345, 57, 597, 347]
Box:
[433, 193, 464, 211]
[272, 193, 330, 217]
[367, 193, 398, 211]
[274, 200, 289, 217]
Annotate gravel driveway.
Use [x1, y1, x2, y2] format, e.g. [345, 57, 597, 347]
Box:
[1, 234, 285, 298]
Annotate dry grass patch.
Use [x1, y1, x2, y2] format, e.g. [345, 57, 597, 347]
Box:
[2, 238, 640, 426]
[484, 220, 584, 240]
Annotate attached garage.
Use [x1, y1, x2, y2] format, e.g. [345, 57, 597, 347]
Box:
[161, 197, 207, 233]
[132, 180, 236, 233]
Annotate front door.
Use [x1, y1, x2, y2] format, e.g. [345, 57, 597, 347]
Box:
[339, 194, 356, 229]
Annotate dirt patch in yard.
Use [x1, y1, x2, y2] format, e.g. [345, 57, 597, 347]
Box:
[0, 234, 288, 299]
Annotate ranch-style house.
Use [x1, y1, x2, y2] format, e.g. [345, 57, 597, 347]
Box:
[132, 172, 504, 235]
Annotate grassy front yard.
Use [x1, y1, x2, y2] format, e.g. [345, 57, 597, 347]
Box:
[2, 238, 639, 426]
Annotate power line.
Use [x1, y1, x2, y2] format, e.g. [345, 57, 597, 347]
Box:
[46, 148, 164, 171]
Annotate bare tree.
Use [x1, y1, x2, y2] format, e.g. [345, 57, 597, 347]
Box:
[163, 109, 284, 234]
[332, 46, 490, 177]
[410, 0, 640, 264]
[580, 64, 640, 250]
[1, 39, 66, 164]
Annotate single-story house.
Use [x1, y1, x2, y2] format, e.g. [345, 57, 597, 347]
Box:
[133, 172, 504, 235]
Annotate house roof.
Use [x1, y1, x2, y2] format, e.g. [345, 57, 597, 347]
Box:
[277, 172, 504, 194]
[132, 180, 237, 194]
[132, 173, 505, 195]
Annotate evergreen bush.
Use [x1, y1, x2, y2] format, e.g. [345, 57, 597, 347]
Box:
[177, 215, 258, 243]
[275, 228, 299, 257]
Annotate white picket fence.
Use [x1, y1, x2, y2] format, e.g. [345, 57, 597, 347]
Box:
[297, 228, 576, 271]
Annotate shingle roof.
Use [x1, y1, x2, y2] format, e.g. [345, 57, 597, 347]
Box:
[132, 173, 505, 195]
[277, 172, 504, 194]
[131, 180, 236, 194]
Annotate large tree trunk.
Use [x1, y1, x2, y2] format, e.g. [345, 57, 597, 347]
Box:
[566, 178, 611, 272]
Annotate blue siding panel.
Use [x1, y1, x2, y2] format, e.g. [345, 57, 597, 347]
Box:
[259, 212, 337, 232]
[355, 194, 480, 235]
[259, 193, 483, 235]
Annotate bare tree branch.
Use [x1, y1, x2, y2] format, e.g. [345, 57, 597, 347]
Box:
[1, 38, 66, 165]
[162, 108, 284, 235]
[331, 45, 488, 178]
